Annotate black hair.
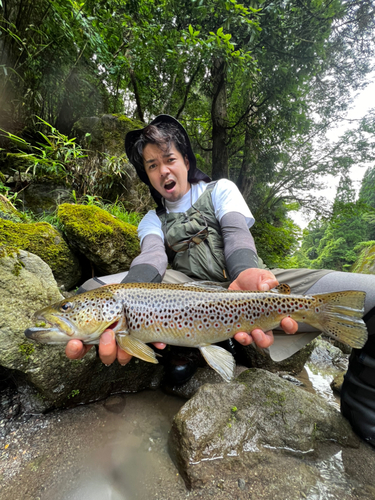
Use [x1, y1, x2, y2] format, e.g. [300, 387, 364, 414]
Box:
[129, 122, 189, 172]
[125, 115, 211, 212]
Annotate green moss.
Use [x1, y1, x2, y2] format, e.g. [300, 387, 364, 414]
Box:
[71, 359, 83, 366]
[57, 203, 140, 255]
[67, 389, 80, 398]
[0, 219, 75, 279]
[0, 246, 20, 259]
[265, 390, 286, 407]
[12, 258, 25, 276]
[113, 114, 144, 128]
[18, 343, 35, 359]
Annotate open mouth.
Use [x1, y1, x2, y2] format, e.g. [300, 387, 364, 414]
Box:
[164, 180, 176, 192]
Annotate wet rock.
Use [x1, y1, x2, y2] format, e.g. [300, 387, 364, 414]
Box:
[278, 373, 304, 386]
[0, 249, 164, 412]
[169, 368, 360, 490]
[163, 365, 248, 400]
[309, 338, 349, 371]
[57, 203, 140, 275]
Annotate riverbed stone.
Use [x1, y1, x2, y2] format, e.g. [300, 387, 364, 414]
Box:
[0, 218, 81, 289]
[169, 368, 360, 490]
[57, 203, 140, 275]
[309, 338, 349, 371]
[0, 249, 164, 411]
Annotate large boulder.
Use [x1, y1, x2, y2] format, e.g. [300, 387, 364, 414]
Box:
[57, 203, 140, 275]
[0, 218, 81, 289]
[0, 249, 163, 412]
[73, 114, 144, 156]
[169, 368, 360, 492]
[18, 181, 71, 214]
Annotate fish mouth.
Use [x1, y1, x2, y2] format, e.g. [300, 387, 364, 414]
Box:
[24, 314, 77, 343]
[24, 326, 71, 344]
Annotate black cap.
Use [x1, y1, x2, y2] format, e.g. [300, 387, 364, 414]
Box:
[125, 115, 211, 211]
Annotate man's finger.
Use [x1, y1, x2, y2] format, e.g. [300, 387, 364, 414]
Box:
[152, 342, 167, 350]
[250, 328, 274, 349]
[65, 340, 92, 359]
[233, 331, 253, 346]
[99, 329, 117, 365]
[281, 317, 299, 334]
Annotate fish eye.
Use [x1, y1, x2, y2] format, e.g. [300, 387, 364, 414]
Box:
[60, 302, 73, 312]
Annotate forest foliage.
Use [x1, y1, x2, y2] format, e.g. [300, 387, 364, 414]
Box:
[1, 0, 375, 268]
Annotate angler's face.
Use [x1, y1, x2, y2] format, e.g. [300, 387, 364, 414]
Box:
[143, 143, 190, 202]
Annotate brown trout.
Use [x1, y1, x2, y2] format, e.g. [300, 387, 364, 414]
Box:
[25, 282, 367, 382]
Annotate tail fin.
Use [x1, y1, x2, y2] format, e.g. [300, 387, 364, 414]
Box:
[311, 291, 367, 349]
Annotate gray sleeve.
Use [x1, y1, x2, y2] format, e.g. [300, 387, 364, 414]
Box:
[220, 212, 259, 280]
[121, 234, 168, 284]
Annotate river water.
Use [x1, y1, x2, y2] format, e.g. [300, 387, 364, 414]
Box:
[0, 367, 374, 500]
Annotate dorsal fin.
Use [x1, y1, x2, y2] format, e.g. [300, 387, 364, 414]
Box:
[273, 283, 291, 295]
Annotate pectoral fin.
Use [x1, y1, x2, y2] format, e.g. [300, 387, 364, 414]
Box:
[199, 345, 235, 383]
[116, 334, 158, 364]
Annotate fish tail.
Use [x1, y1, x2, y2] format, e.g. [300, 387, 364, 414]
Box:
[310, 291, 367, 349]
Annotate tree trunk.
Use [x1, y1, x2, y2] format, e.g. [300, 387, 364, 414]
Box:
[129, 67, 144, 123]
[236, 103, 258, 201]
[236, 124, 256, 201]
[211, 57, 228, 180]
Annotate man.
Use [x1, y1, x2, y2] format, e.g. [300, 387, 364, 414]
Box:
[66, 115, 375, 446]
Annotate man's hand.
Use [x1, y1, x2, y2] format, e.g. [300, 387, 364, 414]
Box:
[65, 332, 166, 366]
[230, 268, 298, 349]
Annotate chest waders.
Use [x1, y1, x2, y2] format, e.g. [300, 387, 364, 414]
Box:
[341, 307, 375, 447]
[157, 182, 229, 282]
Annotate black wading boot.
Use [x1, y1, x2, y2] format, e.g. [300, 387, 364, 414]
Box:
[341, 308, 375, 447]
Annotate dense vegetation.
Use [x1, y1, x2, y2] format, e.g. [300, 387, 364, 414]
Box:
[1, 0, 375, 268]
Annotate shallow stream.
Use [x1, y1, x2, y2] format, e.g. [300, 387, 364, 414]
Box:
[0, 367, 374, 500]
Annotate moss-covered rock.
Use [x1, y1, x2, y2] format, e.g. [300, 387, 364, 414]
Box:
[0, 219, 81, 289]
[57, 203, 140, 275]
[73, 114, 144, 155]
[351, 242, 375, 274]
[0, 249, 164, 411]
